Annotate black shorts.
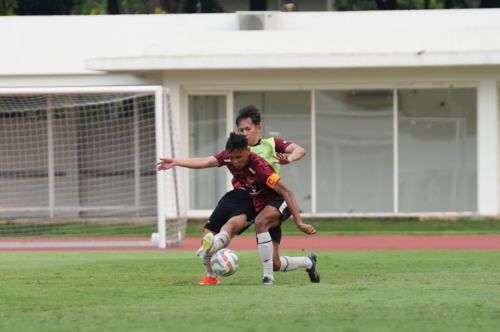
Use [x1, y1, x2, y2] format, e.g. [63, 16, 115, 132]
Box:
[204, 189, 255, 234]
[255, 196, 292, 244]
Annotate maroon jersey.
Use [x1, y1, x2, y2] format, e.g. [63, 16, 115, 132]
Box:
[214, 151, 281, 212]
[233, 138, 292, 189]
[273, 138, 292, 153]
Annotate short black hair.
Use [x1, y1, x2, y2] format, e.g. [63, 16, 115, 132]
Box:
[226, 132, 248, 153]
[235, 105, 261, 127]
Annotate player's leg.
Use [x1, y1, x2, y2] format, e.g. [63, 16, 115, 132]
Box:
[265, 201, 321, 283]
[198, 191, 235, 285]
[198, 228, 220, 285]
[197, 228, 216, 259]
[208, 214, 246, 255]
[254, 205, 281, 285]
[268, 224, 314, 274]
[203, 188, 255, 257]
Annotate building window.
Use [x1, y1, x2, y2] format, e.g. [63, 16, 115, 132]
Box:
[234, 91, 312, 213]
[315, 90, 394, 213]
[398, 88, 477, 212]
[188, 95, 227, 209]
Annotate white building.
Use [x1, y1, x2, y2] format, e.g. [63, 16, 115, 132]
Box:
[1, 9, 499, 220]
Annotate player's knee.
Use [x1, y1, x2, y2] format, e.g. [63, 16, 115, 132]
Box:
[254, 216, 273, 233]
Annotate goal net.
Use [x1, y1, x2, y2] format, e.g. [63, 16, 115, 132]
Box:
[0, 87, 186, 249]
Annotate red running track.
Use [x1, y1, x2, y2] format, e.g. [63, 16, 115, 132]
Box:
[1, 235, 499, 251]
[179, 235, 500, 251]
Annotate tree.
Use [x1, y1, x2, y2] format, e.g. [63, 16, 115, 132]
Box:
[249, 0, 266, 11]
[107, 0, 118, 14]
[375, 0, 397, 10]
[479, 0, 500, 7]
[16, 0, 74, 14]
[0, 0, 17, 15]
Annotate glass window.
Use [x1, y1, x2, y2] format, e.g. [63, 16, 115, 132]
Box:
[398, 88, 477, 212]
[315, 90, 394, 213]
[234, 91, 312, 213]
[188, 95, 227, 209]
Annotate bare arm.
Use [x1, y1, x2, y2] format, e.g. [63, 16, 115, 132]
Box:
[273, 143, 307, 165]
[155, 156, 219, 171]
[272, 179, 316, 235]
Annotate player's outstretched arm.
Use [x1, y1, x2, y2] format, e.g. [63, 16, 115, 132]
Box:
[273, 143, 306, 165]
[155, 156, 218, 171]
[272, 179, 316, 235]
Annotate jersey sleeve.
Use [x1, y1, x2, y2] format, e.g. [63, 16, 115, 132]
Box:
[213, 150, 228, 167]
[274, 138, 292, 153]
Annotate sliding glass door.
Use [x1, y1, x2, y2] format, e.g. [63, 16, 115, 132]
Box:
[187, 95, 228, 210]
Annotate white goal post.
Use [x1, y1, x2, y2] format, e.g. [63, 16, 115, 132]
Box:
[0, 86, 186, 249]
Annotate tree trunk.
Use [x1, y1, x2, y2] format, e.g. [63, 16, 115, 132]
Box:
[375, 0, 397, 10]
[479, 0, 499, 7]
[176, 0, 189, 13]
[107, 0, 119, 14]
[250, 0, 267, 11]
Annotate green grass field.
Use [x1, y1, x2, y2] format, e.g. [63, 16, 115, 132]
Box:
[2, 218, 500, 238]
[1, 250, 499, 332]
[186, 218, 500, 236]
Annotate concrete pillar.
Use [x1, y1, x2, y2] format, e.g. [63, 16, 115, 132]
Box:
[477, 77, 499, 215]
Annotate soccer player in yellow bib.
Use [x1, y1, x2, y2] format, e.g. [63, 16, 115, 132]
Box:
[156, 132, 319, 285]
[196, 105, 319, 285]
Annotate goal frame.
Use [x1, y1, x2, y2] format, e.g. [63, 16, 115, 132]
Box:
[0, 86, 169, 248]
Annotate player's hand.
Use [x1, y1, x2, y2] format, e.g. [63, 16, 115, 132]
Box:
[273, 153, 290, 165]
[155, 158, 175, 171]
[296, 223, 316, 235]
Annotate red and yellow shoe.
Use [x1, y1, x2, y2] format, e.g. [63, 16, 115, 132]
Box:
[198, 276, 219, 285]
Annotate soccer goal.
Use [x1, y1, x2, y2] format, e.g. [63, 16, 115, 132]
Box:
[0, 86, 186, 249]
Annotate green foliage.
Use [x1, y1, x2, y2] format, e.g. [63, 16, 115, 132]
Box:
[2, 218, 500, 239]
[16, 0, 74, 15]
[0, 221, 157, 237]
[396, 0, 446, 8]
[334, 0, 379, 11]
[154, 7, 167, 14]
[73, 0, 224, 14]
[187, 0, 224, 13]
[186, 218, 500, 236]
[333, 0, 480, 10]
[73, 0, 107, 15]
[0, 0, 17, 15]
[1, 251, 499, 331]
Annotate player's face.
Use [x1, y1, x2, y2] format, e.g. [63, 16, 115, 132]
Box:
[237, 118, 261, 146]
[228, 148, 250, 169]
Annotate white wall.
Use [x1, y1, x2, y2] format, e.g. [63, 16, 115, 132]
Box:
[1, 9, 500, 216]
[2, 9, 500, 76]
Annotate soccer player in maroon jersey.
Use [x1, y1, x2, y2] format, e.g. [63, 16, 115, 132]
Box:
[191, 105, 308, 285]
[156, 132, 320, 285]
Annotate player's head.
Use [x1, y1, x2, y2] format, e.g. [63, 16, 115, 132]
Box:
[236, 105, 262, 146]
[226, 132, 250, 169]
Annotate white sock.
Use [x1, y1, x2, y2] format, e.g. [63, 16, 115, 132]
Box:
[257, 232, 274, 280]
[210, 231, 231, 254]
[203, 255, 217, 279]
[279, 256, 313, 272]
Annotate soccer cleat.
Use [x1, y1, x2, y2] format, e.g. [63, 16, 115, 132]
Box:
[196, 233, 214, 259]
[306, 253, 320, 283]
[198, 276, 219, 285]
[260, 276, 275, 285]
